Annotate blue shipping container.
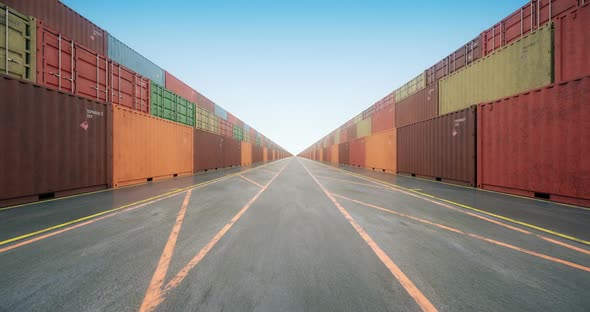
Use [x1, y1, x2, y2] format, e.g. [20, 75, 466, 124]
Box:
[243, 124, 250, 132]
[214, 104, 228, 120]
[107, 33, 165, 86]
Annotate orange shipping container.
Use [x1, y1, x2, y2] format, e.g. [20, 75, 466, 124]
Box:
[112, 106, 193, 187]
[241, 142, 253, 165]
[263, 147, 268, 161]
[365, 129, 396, 173]
[330, 144, 339, 164]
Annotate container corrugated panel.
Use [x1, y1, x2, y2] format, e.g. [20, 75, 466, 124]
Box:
[372, 103, 395, 133]
[151, 82, 195, 126]
[439, 24, 553, 115]
[193, 129, 223, 172]
[397, 106, 476, 186]
[243, 124, 250, 132]
[394, 72, 425, 102]
[252, 145, 263, 163]
[223, 137, 241, 167]
[165, 71, 197, 103]
[346, 124, 357, 141]
[177, 96, 195, 127]
[0, 75, 111, 207]
[108, 61, 150, 113]
[425, 36, 481, 86]
[333, 129, 340, 145]
[1, 4, 36, 82]
[349, 138, 366, 167]
[395, 84, 438, 128]
[263, 147, 268, 161]
[233, 125, 244, 141]
[219, 118, 232, 138]
[195, 91, 214, 112]
[241, 142, 253, 165]
[481, 0, 577, 56]
[214, 104, 228, 120]
[356, 118, 372, 138]
[112, 105, 193, 187]
[3, 0, 107, 56]
[478, 76, 590, 207]
[365, 129, 396, 173]
[107, 34, 164, 86]
[330, 144, 339, 164]
[554, 4, 590, 82]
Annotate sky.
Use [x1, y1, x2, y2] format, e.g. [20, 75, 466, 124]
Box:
[63, 0, 528, 155]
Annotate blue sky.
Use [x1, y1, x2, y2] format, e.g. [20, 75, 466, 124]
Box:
[63, 0, 527, 154]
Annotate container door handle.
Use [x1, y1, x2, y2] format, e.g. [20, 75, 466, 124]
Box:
[7, 58, 21, 64]
[50, 72, 61, 77]
[63, 76, 73, 82]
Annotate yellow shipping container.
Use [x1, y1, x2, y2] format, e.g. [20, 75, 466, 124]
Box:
[0, 4, 36, 82]
[356, 118, 372, 138]
[439, 23, 553, 115]
[365, 129, 396, 173]
[395, 72, 425, 102]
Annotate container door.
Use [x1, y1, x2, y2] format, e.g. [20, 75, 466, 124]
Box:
[135, 75, 150, 113]
[1, 6, 35, 81]
[75, 43, 107, 102]
[38, 22, 74, 93]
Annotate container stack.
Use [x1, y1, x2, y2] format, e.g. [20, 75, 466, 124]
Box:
[0, 1, 290, 207]
[300, 0, 589, 207]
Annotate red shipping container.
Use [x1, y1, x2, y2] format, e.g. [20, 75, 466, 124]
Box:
[349, 138, 366, 167]
[372, 103, 395, 133]
[554, 3, 590, 82]
[4, 0, 107, 56]
[36, 20, 107, 103]
[395, 84, 439, 128]
[347, 124, 357, 141]
[477, 76, 590, 207]
[222, 137, 241, 167]
[109, 61, 150, 113]
[252, 145, 264, 163]
[219, 119, 232, 138]
[196, 91, 215, 112]
[481, 0, 577, 56]
[425, 37, 481, 85]
[194, 129, 224, 172]
[227, 112, 244, 127]
[165, 71, 197, 102]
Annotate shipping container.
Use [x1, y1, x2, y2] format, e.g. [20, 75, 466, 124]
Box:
[241, 142, 253, 165]
[0, 75, 110, 207]
[338, 142, 350, 164]
[3, 0, 107, 56]
[263, 147, 268, 161]
[330, 144, 339, 164]
[395, 84, 438, 128]
[372, 103, 395, 133]
[165, 71, 197, 103]
[109, 61, 150, 113]
[252, 145, 264, 163]
[112, 105, 193, 187]
[150, 81, 195, 126]
[356, 118, 372, 138]
[439, 24, 553, 115]
[346, 124, 357, 141]
[425, 36, 481, 86]
[36, 20, 108, 102]
[196, 91, 215, 112]
[214, 103, 228, 120]
[233, 125, 244, 141]
[349, 138, 366, 167]
[227, 112, 244, 127]
[554, 3, 590, 82]
[481, 0, 577, 56]
[478, 76, 590, 207]
[397, 106, 476, 186]
[395, 72, 425, 102]
[1, 3, 36, 82]
[196, 106, 219, 134]
[223, 137, 241, 167]
[365, 129, 396, 173]
[193, 129, 224, 172]
[333, 129, 341, 145]
[107, 34, 164, 86]
[219, 118, 232, 138]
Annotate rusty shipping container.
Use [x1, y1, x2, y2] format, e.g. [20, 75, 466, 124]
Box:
[194, 129, 224, 172]
[397, 106, 476, 186]
[481, 0, 577, 56]
[365, 129, 396, 173]
[112, 105, 193, 187]
[396, 83, 439, 128]
[3, 0, 107, 55]
[349, 138, 366, 168]
[36, 20, 108, 102]
[338, 143, 350, 164]
[223, 137, 241, 167]
[478, 76, 590, 207]
[252, 145, 264, 163]
[165, 71, 197, 103]
[0, 75, 111, 207]
[554, 3, 590, 82]
[108, 61, 150, 113]
[425, 36, 481, 86]
[372, 103, 395, 133]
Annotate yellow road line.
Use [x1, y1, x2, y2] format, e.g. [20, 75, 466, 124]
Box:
[308, 160, 590, 246]
[0, 160, 285, 247]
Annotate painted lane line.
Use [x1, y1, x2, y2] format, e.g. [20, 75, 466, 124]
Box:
[139, 161, 290, 312]
[299, 160, 438, 312]
[258, 168, 278, 174]
[332, 193, 590, 273]
[309, 160, 590, 250]
[239, 174, 264, 188]
[0, 160, 287, 249]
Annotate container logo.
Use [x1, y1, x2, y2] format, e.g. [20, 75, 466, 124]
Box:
[80, 121, 89, 131]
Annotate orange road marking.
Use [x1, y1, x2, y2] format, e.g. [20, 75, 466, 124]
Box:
[300, 160, 438, 312]
[140, 190, 193, 312]
[139, 161, 289, 312]
[333, 193, 590, 273]
[258, 168, 277, 174]
[239, 174, 264, 188]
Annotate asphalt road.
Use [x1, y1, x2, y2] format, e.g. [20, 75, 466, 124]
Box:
[1, 157, 589, 312]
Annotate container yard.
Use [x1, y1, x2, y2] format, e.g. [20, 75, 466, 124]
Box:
[1, 1, 589, 312]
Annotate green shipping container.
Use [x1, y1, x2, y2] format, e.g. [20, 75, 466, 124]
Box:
[233, 125, 244, 141]
[151, 82, 195, 126]
[395, 72, 425, 102]
[356, 118, 372, 138]
[439, 24, 553, 115]
[0, 4, 36, 82]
